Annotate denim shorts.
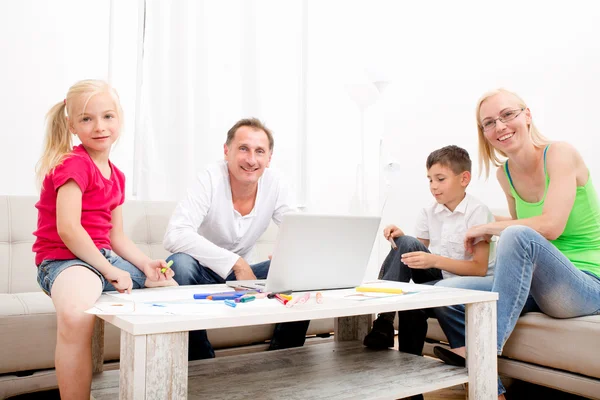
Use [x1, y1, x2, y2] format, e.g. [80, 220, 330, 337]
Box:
[37, 249, 147, 296]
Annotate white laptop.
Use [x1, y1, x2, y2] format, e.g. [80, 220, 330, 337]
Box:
[226, 213, 381, 292]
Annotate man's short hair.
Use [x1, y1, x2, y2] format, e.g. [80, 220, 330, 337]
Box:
[426, 145, 472, 174]
[226, 118, 274, 152]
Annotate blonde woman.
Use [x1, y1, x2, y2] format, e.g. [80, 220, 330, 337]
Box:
[436, 88, 600, 398]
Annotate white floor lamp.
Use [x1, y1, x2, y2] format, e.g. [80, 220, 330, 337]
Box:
[346, 80, 390, 215]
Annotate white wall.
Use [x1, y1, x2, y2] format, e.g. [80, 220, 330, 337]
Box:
[305, 0, 600, 278]
[2, 1, 600, 277]
[0, 0, 111, 195]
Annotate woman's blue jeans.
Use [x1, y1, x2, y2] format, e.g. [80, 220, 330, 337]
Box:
[492, 225, 600, 395]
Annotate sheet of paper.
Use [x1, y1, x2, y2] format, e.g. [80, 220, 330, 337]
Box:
[86, 300, 227, 316]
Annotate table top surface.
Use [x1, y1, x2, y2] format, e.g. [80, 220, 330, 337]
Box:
[93, 280, 497, 335]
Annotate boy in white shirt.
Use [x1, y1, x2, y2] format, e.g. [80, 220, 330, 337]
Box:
[164, 118, 309, 360]
[364, 145, 495, 367]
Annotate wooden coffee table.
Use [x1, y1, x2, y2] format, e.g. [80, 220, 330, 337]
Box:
[90, 281, 498, 399]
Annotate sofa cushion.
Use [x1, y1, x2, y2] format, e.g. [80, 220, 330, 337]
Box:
[0, 292, 121, 374]
[0, 197, 40, 294]
[427, 312, 600, 379]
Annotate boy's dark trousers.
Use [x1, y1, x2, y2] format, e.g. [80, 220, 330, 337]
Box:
[378, 235, 443, 356]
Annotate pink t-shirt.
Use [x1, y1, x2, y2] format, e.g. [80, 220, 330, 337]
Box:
[33, 145, 126, 266]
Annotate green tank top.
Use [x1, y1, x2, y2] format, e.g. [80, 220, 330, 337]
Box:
[504, 145, 600, 277]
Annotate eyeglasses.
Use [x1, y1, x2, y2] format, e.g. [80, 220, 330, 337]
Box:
[480, 108, 525, 131]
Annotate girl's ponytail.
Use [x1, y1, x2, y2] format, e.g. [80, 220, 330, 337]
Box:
[35, 101, 72, 187]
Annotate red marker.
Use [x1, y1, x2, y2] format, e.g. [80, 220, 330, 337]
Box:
[274, 294, 288, 305]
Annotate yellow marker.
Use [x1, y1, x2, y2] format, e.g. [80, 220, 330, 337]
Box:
[161, 259, 174, 274]
[356, 286, 403, 294]
[280, 294, 293, 301]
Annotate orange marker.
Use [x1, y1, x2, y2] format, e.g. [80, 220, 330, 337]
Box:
[316, 292, 323, 304]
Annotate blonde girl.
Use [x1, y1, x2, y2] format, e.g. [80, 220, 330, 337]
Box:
[33, 79, 177, 399]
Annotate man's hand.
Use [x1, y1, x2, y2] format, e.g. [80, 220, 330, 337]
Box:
[143, 259, 175, 281]
[104, 267, 133, 293]
[401, 251, 438, 269]
[383, 224, 404, 240]
[232, 257, 257, 280]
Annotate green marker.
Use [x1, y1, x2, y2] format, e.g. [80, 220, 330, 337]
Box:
[161, 259, 174, 274]
[238, 296, 256, 303]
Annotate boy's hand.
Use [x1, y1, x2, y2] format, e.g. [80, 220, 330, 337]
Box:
[383, 224, 404, 240]
[464, 225, 492, 254]
[401, 251, 437, 269]
[143, 260, 175, 281]
[105, 268, 133, 294]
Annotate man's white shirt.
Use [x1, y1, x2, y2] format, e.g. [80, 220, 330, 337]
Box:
[163, 161, 295, 278]
[414, 193, 496, 279]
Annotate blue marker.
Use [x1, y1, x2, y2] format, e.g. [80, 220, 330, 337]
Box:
[208, 294, 245, 300]
[193, 291, 251, 299]
[224, 299, 237, 308]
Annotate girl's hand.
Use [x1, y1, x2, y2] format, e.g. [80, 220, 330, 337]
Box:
[143, 260, 175, 281]
[401, 251, 437, 269]
[464, 225, 493, 254]
[383, 224, 404, 239]
[105, 268, 133, 294]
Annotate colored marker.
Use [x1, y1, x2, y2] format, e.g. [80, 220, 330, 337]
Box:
[285, 296, 301, 308]
[356, 287, 404, 294]
[274, 294, 288, 305]
[236, 296, 256, 303]
[161, 259, 174, 274]
[207, 294, 245, 300]
[316, 292, 323, 304]
[388, 236, 398, 250]
[224, 300, 237, 308]
[280, 294, 293, 301]
[194, 291, 252, 299]
[297, 292, 311, 304]
[267, 290, 292, 299]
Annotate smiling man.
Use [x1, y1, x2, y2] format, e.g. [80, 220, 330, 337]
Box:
[163, 118, 309, 360]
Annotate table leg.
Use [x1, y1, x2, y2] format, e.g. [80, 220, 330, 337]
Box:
[466, 300, 497, 399]
[119, 330, 188, 400]
[334, 314, 372, 341]
[91, 317, 105, 373]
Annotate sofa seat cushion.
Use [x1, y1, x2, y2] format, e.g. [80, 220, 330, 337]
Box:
[0, 292, 335, 374]
[427, 312, 600, 379]
[0, 292, 121, 374]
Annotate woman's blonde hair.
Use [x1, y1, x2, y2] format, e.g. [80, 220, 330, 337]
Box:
[35, 79, 123, 186]
[476, 88, 550, 178]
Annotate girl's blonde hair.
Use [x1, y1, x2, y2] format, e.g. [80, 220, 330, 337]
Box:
[476, 88, 550, 178]
[35, 79, 123, 186]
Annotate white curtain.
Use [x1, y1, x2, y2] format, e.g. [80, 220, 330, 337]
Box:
[133, 0, 305, 201]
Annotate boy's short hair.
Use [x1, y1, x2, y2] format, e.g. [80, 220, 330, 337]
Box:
[426, 145, 472, 174]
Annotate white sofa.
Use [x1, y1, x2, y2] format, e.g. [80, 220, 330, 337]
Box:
[1, 195, 599, 399]
[0, 196, 332, 399]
